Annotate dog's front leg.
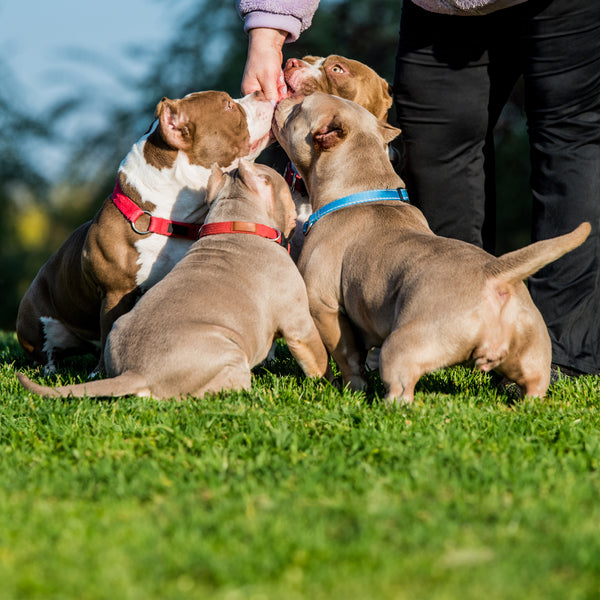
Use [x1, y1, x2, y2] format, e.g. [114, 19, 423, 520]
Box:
[96, 288, 140, 375]
[310, 301, 367, 391]
[284, 330, 330, 379]
[278, 302, 330, 379]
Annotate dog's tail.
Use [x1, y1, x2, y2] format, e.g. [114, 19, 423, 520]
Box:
[486, 222, 591, 283]
[16, 371, 150, 399]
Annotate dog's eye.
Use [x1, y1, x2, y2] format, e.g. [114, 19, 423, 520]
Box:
[331, 65, 344, 74]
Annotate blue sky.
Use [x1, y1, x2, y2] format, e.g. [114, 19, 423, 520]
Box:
[0, 0, 188, 177]
[0, 0, 177, 113]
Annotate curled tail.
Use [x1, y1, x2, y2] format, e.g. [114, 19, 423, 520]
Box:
[16, 371, 150, 399]
[486, 222, 591, 283]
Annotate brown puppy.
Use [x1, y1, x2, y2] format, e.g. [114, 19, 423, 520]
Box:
[269, 54, 393, 261]
[272, 92, 591, 404]
[283, 54, 393, 120]
[17, 91, 274, 373]
[17, 161, 328, 400]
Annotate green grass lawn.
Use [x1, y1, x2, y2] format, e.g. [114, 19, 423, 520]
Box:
[1, 330, 599, 599]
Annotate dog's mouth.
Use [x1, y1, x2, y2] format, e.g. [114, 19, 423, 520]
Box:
[283, 72, 312, 100]
[283, 70, 319, 101]
[271, 99, 296, 139]
[283, 71, 295, 95]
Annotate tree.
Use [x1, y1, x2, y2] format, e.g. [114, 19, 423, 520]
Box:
[0, 62, 53, 330]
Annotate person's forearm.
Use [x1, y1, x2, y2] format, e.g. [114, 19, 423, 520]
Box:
[248, 27, 288, 57]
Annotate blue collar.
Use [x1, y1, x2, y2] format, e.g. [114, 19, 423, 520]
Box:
[303, 188, 409, 235]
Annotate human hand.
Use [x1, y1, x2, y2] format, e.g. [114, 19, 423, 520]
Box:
[242, 28, 289, 103]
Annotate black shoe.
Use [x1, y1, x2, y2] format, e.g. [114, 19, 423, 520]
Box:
[550, 363, 587, 385]
[489, 372, 523, 399]
[493, 363, 587, 398]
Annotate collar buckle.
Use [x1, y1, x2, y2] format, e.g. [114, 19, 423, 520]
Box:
[111, 180, 202, 240]
[130, 210, 154, 235]
[284, 161, 306, 195]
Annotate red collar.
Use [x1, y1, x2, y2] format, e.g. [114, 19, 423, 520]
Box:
[284, 161, 307, 195]
[198, 221, 283, 245]
[111, 181, 202, 240]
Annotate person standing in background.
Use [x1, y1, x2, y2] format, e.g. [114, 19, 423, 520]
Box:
[237, 0, 600, 379]
[393, 0, 600, 379]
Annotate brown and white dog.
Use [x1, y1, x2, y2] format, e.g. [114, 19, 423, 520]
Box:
[262, 54, 394, 261]
[16, 90, 274, 373]
[17, 160, 328, 399]
[272, 92, 591, 404]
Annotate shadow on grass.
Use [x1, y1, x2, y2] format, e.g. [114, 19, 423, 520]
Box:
[6, 333, 519, 405]
[255, 341, 507, 406]
[1, 330, 98, 375]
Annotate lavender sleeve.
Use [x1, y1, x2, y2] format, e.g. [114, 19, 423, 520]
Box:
[236, 0, 320, 42]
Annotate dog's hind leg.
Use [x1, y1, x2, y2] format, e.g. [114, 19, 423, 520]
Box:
[379, 323, 452, 406]
[191, 363, 252, 398]
[310, 301, 367, 391]
[494, 303, 552, 399]
[379, 329, 421, 405]
[143, 345, 253, 399]
[495, 339, 551, 399]
[280, 311, 329, 378]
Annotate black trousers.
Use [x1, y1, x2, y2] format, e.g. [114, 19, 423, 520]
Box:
[394, 0, 600, 374]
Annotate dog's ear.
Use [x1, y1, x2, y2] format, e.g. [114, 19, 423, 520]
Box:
[358, 78, 394, 122]
[238, 159, 270, 192]
[157, 98, 193, 150]
[154, 97, 166, 118]
[238, 159, 272, 193]
[238, 159, 275, 212]
[379, 80, 394, 119]
[302, 55, 323, 65]
[312, 117, 347, 151]
[236, 158, 255, 184]
[378, 120, 401, 144]
[206, 164, 225, 205]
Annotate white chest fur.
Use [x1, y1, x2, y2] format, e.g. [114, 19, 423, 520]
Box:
[118, 125, 219, 289]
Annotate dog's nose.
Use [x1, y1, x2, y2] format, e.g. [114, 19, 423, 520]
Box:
[285, 58, 301, 70]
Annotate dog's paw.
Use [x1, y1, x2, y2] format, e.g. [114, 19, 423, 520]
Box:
[347, 375, 368, 392]
[383, 392, 413, 408]
[365, 347, 381, 371]
[43, 362, 57, 376]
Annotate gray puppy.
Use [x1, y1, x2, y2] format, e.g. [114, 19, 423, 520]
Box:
[18, 160, 328, 399]
[272, 92, 590, 404]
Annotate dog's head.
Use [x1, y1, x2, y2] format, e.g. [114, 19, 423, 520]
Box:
[149, 90, 274, 169]
[206, 160, 297, 239]
[272, 92, 400, 186]
[283, 54, 392, 121]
